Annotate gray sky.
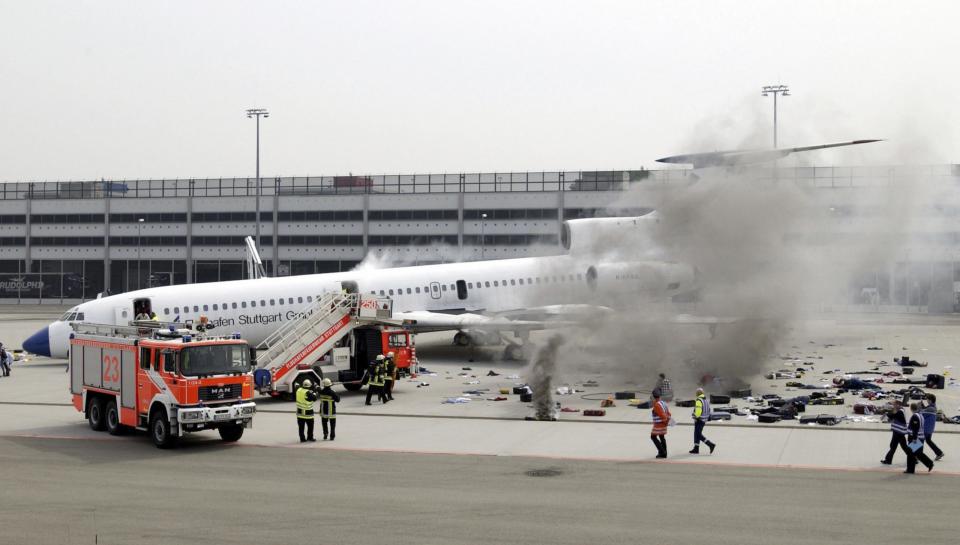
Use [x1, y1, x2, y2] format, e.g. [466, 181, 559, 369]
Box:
[1, 0, 957, 181]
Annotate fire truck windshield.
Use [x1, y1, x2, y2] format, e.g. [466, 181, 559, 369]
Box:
[179, 344, 251, 377]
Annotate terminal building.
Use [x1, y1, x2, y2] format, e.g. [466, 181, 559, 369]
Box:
[1, 165, 959, 312]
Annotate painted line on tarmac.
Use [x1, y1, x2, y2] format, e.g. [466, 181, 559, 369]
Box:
[4, 400, 959, 435]
[3, 432, 958, 477]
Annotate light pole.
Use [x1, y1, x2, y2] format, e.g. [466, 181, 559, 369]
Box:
[761, 85, 789, 148]
[481, 213, 487, 260]
[137, 218, 144, 290]
[246, 108, 269, 252]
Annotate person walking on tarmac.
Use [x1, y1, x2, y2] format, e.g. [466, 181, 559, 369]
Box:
[650, 389, 672, 459]
[921, 393, 945, 461]
[383, 351, 397, 401]
[905, 402, 935, 473]
[296, 379, 318, 443]
[318, 378, 340, 441]
[881, 399, 910, 465]
[365, 355, 388, 405]
[689, 388, 717, 454]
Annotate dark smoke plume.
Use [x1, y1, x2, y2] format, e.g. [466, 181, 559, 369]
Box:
[530, 335, 564, 420]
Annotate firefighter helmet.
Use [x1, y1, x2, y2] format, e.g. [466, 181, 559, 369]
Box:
[302, 379, 313, 389]
[376, 354, 385, 361]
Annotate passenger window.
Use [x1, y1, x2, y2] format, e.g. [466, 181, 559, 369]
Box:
[251, 301, 257, 307]
[213, 304, 218, 311]
[485, 281, 490, 288]
[379, 290, 385, 296]
[415, 287, 421, 293]
[260, 300, 266, 306]
[242, 302, 247, 308]
[493, 281, 499, 287]
[174, 307, 180, 314]
[298, 297, 303, 303]
[389, 289, 394, 295]
[307, 296, 313, 302]
[193, 306, 199, 312]
[441, 285, 447, 291]
[164, 308, 170, 315]
[203, 305, 209, 311]
[406, 288, 412, 294]
[468, 283, 473, 289]
[510, 279, 516, 286]
[269, 299, 275, 305]
[518, 279, 524, 285]
[288, 298, 294, 304]
[232, 302, 237, 309]
[278, 299, 284, 305]
[527, 278, 533, 283]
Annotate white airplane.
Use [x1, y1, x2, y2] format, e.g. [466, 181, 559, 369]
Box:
[24, 214, 694, 359]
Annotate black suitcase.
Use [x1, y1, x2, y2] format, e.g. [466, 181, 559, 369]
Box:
[710, 394, 731, 404]
[926, 374, 945, 389]
[757, 414, 781, 423]
[729, 388, 752, 398]
[615, 391, 636, 400]
[902, 367, 914, 375]
[513, 386, 527, 395]
[519, 392, 533, 402]
[634, 401, 651, 409]
[709, 412, 732, 421]
[674, 399, 696, 408]
[800, 414, 840, 426]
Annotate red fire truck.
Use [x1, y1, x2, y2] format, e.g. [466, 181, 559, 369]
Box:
[69, 321, 257, 448]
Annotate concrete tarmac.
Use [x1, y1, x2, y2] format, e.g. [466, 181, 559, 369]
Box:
[0, 435, 956, 545]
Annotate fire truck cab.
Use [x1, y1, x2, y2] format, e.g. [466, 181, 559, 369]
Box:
[329, 326, 416, 391]
[69, 321, 257, 449]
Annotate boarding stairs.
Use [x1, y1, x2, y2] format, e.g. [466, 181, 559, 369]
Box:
[254, 292, 393, 393]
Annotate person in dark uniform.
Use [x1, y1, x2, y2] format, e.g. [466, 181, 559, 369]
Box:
[318, 378, 341, 441]
[921, 393, 945, 461]
[383, 351, 397, 401]
[296, 379, 318, 442]
[881, 399, 909, 465]
[905, 402, 935, 474]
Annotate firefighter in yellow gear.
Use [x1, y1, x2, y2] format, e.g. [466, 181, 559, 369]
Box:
[296, 379, 318, 442]
[318, 378, 341, 440]
[384, 351, 397, 401]
[365, 355, 388, 405]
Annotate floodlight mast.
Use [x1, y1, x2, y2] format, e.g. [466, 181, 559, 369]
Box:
[246, 108, 269, 254]
[761, 85, 789, 148]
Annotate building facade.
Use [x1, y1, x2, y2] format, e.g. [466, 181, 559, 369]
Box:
[1, 165, 959, 311]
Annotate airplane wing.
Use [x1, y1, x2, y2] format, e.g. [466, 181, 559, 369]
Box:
[388, 304, 615, 333]
[655, 139, 882, 169]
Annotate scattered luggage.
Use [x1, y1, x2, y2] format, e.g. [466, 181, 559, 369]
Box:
[757, 414, 782, 423]
[674, 399, 696, 408]
[519, 392, 533, 402]
[710, 394, 731, 404]
[634, 401, 651, 409]
[854, 403, 878, 415]
[512, 386, 527, 395]
[800, 414, 840, 426]
[729, 387, 752, 398]
[926, 374, 945, 389]
[582, 409, 606, 417]
[615, 391, 636, 400]
[810, 397, 844, 406]
[709, 412, 732, 421]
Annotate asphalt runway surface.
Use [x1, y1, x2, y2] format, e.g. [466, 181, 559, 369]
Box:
[0, 435, 956, 545]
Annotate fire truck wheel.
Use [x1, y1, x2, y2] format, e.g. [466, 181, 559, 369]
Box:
[343, 382, 363, 392]
[105, 399, 125, 436]
[218, 423, 244, 442]
[150, 410, 178, 449]
[87, 396, 107, 431]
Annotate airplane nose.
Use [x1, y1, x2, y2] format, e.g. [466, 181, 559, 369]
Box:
[23, 326, 51, 357]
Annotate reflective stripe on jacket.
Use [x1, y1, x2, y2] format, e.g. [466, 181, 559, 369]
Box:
[651, 400, 670, 435]
[694, 395, 711, 421]
[909, 413, 926, 442]
[319, 387, 340, 418]
[889, 409, 908, 435]
[369, 363, 384, 386]
[296, 387, 315, 419]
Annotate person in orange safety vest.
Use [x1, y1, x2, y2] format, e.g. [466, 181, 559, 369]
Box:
[650, 388, 672, 459]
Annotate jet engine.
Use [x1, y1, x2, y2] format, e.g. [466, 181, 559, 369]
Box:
[561, 214, 659, 256]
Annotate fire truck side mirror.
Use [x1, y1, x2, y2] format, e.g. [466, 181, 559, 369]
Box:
[249, 346, 257, 366]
